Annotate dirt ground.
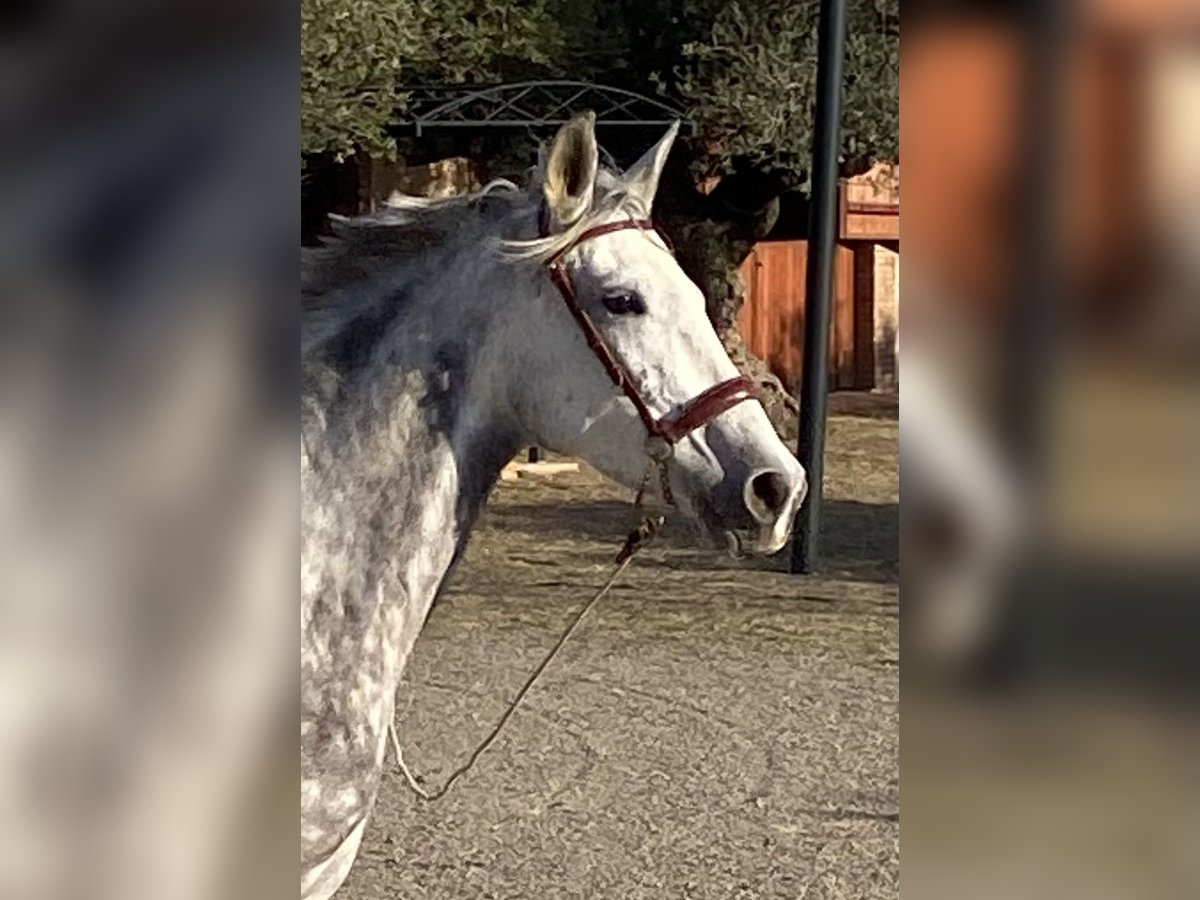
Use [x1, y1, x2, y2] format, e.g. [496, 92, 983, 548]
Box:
[342, 406, 898, 899]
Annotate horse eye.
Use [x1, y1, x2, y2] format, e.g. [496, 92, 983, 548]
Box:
[600, 292, 646, 316]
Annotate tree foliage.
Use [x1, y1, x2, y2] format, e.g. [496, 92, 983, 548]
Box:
[301, 0, 899, 181]
[301, 0, 415, 159]
[670, 0, 898, 182]
[301, 0, 562, 159]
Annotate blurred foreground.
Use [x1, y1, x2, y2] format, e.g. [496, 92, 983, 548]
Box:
[0, 7, 297, 900]
[904, 3, 1199, 898]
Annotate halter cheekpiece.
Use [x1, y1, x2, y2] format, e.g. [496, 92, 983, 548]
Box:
[543, 217, 758, 454]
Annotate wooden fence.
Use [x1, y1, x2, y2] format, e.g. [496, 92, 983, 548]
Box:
[737, 241, 879, 392]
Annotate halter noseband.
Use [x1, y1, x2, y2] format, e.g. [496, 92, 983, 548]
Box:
[544, 218, 758, 453]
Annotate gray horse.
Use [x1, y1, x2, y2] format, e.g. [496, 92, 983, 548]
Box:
[301, 114, 806, 898]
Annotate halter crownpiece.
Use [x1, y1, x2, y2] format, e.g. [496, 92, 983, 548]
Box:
[544, 217, 759, 451]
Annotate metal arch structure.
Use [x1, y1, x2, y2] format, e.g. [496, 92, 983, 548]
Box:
[397, 81, 683, 136]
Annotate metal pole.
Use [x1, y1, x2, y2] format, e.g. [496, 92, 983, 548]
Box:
[791, 0, 848, 574]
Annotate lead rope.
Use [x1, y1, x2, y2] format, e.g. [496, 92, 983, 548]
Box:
[390, 455, 670, 802]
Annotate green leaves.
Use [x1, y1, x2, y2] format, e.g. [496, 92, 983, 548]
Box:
[301, 0, 564, 159]
[669, 0, 898, 183]
[301, 0, 898, 182]
[301, 0, 418, 158]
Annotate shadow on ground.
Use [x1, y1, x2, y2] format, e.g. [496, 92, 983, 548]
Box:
[489, 497, 897, 584]
[829, 390, 899, 420]
[821, 499, 899, 583]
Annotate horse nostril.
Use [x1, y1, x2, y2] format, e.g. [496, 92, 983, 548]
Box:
[745, 469, 794, 523]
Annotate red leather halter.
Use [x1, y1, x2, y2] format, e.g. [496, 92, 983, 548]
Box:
[545, 218, 758, 449]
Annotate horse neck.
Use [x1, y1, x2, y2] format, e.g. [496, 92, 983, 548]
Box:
[302, 253, 524, 627]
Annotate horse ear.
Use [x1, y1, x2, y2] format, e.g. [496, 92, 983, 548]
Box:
[541, 111, 599, 232]
[623, 121, 680, 213]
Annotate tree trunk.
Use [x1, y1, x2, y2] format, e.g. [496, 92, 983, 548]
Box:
[657, 169, 799, 440]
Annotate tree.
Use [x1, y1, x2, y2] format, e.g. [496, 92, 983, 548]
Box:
[301, 0, 417, 160]
[301, 0, 563, 160]
[670, 0, 898, 184]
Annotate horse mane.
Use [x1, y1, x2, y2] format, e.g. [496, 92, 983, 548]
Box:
[301, 163, 648, 359]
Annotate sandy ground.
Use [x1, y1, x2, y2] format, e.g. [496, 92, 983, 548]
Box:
[341, 409, 898, 899]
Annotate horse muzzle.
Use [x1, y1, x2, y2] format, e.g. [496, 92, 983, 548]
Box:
[697, 463, 807, 557]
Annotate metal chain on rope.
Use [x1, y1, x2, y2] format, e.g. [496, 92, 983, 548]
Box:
[390, 452, 671, 802]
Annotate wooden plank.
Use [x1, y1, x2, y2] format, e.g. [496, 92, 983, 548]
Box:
[833, 246, 856, 389]
[770, 244, 787, 385]
[842, 209, 900, 241]
[774, 243, 792, 389]
[840, 166, 901, 241]
[853, 245, 878, 389]
[738, 248, 757, 347]
[748, 244, 758, 362]
[788, 242, 807, 391]
[736, 238, 881, 392]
